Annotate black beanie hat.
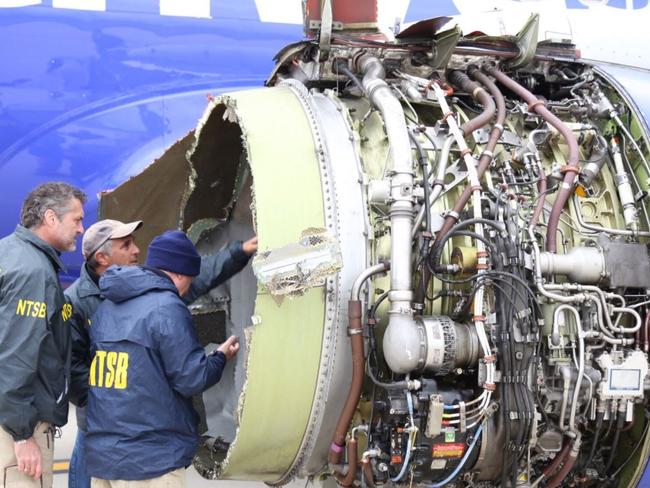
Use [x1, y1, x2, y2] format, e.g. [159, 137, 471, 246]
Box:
[145, 230, 201, 277]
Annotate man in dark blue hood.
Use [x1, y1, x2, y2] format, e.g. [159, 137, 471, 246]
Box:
[85, 230, 240, 488]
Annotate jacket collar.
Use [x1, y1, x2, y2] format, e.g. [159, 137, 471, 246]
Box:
[77, 263, 101, 298]
[14, 225, 67, 273]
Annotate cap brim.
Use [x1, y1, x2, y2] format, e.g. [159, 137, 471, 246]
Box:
[110, 220, 143, 239]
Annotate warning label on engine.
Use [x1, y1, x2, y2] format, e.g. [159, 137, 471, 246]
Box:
[432, 443, 466, 458]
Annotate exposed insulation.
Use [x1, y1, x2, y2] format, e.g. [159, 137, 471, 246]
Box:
[252, 228, 342, 298]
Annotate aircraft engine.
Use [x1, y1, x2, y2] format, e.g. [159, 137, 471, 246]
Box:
[100, 19, 650, 488]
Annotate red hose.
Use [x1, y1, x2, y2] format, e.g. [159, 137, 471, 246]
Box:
[329, 300, 364, 479]
[485, 66, 580, 253]
[435, 67, 504, 244]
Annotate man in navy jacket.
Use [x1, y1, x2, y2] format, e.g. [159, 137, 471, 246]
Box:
[85, 230, 240, 487]
[65, 219, 255, 488]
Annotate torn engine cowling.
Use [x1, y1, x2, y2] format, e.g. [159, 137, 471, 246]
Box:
[100, 22, 650, 488]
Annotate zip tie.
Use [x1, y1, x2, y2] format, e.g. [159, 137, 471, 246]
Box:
[471, 185, 482, 192]
[446, 211, 460, 221]
[460, 148, 472, 158]
[432, 179, 446, 188]
[528, 99, 546, 112]
[481, 150, 494, 159]
[476, 251, 489, 258]
[472, 315, 486, 322]
[476, 263, 489, 270]
[559, 165, 580, 175]
[459, 402, 467, 433]
[494, 123, 504, 131]
[484, 383, 496, 391]
[330, 442, 345, 453]
[472, 86, 485, 98]
[483, 355, 496, 363]
[443, 111, 455, 121]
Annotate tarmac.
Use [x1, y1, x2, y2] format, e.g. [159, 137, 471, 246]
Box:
[53, 407, 302, 488]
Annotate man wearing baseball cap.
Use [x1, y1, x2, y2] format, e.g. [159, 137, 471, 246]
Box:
[85, 230, 240, 487]
[65, 221, 256, 488]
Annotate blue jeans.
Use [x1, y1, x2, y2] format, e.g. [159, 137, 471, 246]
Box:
[69, 429, 90, 488]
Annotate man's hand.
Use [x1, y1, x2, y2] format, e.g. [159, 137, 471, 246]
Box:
[14, 437, 42, 479]
[242, 237, 258, 256]
[217, 335, 240, 360]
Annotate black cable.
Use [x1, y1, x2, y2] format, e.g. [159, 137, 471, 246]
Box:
[428, 230, 499, 275]
[609, 415, 650, 479]
[605, 414, 626, 472]
[410, 130, 432, 235]
[334, 62, 365, 95]
[583, 410, 604, 470]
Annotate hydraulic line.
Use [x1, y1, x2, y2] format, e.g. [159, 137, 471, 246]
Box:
[435, 66, 504, 244]
[530, 157, 547, 230]
[426, 424, 484, 487]
[531, 440, 572, 487]
[447, 70, 496, 134]
[545, 435, 582, 488]
[330, 263, 388, 470]
[409, 130, 432, 234]
[412, 134, 452, 237]
[605, 412, 626, 472]
[583, 409, 605, 469]
[334, 437, 358, 487]
[391, 391, 415, 482]
[485, 65, 580, 253]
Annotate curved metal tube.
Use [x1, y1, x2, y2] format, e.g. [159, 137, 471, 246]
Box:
[559, 365, 572, 432]
[555, 304, 585, 434]
[571, 195, 650, 237]
[356, 54, 420, 374]
[356, 54, 414, 304]
[351, 262, 389, 301]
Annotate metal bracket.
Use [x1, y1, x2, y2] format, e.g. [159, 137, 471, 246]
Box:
[504, 13, 540, 69]
[319, 0, 333, 61]
[309, 19, 344, 31]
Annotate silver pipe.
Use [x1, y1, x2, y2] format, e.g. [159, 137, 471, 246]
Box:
[610, 306, 642, 334]
[358, 55, 420, 374]
[571, 195, 650, 237]
[528, 230, 588, 304]
[412, 135, 454, 237]
[612, 112, 650, 177]
[559, 364, 572, 432]
[351, 262, 390, 301]
[538, 247, 605, 284]
[556, 304, 585, 434]
[611, 139, 639, 232]
[358, 54, 414, 306]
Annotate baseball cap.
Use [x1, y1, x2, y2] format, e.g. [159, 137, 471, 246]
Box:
[82, 219, 143, 259]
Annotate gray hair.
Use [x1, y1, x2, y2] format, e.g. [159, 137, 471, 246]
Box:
[20, 182, 87, 229]
[87, 239, 113, 269]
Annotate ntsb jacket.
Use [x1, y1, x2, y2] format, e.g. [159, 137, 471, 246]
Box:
[85, 265, 227, 480]
[0, 225, 71, 441]
[66, 240, 250, 430]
